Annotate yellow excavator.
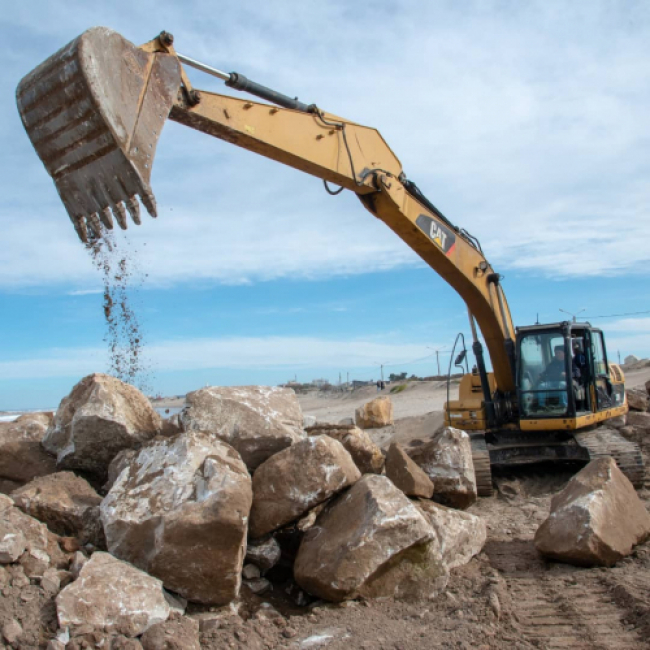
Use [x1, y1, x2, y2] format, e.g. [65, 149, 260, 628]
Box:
[16, 28, 644, 493]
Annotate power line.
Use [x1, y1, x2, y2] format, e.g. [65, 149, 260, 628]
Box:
[382, 350, 451, 369]
[579, 309, 650, 320]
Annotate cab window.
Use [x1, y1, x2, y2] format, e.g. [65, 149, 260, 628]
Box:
[591, 332, 608, 376]
[518, 331, 568, 417]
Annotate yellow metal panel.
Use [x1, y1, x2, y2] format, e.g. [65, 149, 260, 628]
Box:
[520, 404, 628, 431]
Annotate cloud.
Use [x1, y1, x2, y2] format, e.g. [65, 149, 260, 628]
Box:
[67, 289, 103, 296]
[602, 317, 650, 333]
[1, 1, 649, 289]
[0, 335, 436, 380]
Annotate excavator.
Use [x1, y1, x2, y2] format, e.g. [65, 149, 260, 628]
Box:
[16, 27, 644, 494]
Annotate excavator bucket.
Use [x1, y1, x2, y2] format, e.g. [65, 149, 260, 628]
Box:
[16, 27, 181, 242]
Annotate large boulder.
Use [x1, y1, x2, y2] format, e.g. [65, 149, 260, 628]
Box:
[11, 472, 103, 547]
[249, 435, 361, 538]
[385, 443, 434, 498]
[306, 423, 384, 474]
[355, 396, 394, 429]
[627, 389, 649, 412]
[534, 457, 650, 566]
[407, 427, 477, 509]
[180, 386, 304, 470]
[414, 499, 487, 569]
[294, 475, 442, 602]
[101, 431, 252, 605]
[56, 552, 171, 637]
[626, 411, 650, 431]
[0, 413, 57, 487]
[42, 374, 161, 479]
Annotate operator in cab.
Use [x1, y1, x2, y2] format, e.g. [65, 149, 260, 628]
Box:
[541, 345, 567, 383]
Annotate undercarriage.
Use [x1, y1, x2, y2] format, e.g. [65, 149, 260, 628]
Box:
[470, 427, 645, 496]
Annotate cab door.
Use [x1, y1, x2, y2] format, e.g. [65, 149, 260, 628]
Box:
[585, 329, 612, 411]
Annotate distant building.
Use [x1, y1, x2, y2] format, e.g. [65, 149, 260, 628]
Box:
[312, 379, 330, 387]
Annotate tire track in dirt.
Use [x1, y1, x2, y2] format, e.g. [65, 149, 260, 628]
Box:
[478, 463, 650, 650]
[486, 538, 644, 649]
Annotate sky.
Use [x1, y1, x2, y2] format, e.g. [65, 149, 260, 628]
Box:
[1, 1, 649, 409]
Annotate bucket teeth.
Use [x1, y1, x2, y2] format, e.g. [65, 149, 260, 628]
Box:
[73, 217, 88, 244]
[114, 202, 128, 230]
[126, 196, 141, 225]
[87, 213, 102, 240]
[100, 207, 114, 230]
[140, 191, 158, 219]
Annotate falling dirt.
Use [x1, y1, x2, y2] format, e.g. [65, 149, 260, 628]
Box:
[87, 233, 151, 393]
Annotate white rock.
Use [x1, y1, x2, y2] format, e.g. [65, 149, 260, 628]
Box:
[56, 552, 171, 637]
[414, 500, 487, 569]
[101, 431, 252, 605]
[181, 385, 305, 470]
[408, 427, 477, 509]
[42, 374, 161, 479]
[0, 521, 26, 563]
[249, 435, 361, 538]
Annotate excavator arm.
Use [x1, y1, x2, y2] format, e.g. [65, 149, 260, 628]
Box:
[16, 27, 517, 396]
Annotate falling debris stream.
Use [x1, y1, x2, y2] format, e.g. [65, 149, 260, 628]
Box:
[87, 233, 151, 392]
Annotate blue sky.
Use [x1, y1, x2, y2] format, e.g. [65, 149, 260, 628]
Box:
[1, 1, 649, 409]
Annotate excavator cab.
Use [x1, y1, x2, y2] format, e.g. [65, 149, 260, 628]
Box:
[516, 323, 626, 430]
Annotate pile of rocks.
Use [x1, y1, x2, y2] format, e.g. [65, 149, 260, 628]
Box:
[0, 376, 488, 647]
[4, 375, 648, 646]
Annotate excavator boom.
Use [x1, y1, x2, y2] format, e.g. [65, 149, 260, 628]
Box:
[16, 27, 517, 396]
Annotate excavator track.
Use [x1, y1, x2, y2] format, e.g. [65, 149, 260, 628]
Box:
[471, 426, 645, 493]
[574, 428, 645, 488]
[469, 433, 494, 496]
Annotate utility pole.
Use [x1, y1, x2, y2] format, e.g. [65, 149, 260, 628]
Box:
[347, 371, 349, 387]
[427, 346, 447, 376]
[618, 350, 621, 364]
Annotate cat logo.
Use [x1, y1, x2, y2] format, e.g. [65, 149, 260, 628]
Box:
[415, 214, 456, 255]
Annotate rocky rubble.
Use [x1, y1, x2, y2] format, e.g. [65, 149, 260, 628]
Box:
[180, 385, 304, 469]
[249, 435, 361, 538]
[0, 374, 503, 647]
[294, 475, 444, 602]
[627, 387, 649, 412]
[306, 422, 385, 474]
[101, 431, 252, 604]
[408, 427, 478, 509]
[385, 442, 434, 498]
[42, 373, 162, 479]
[0, 412, 57, 493]
[56, 552, 172, 636]
[12, 472, 104, 547]
[535, 457, 650, 566]
[415, 499, 487, 569]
